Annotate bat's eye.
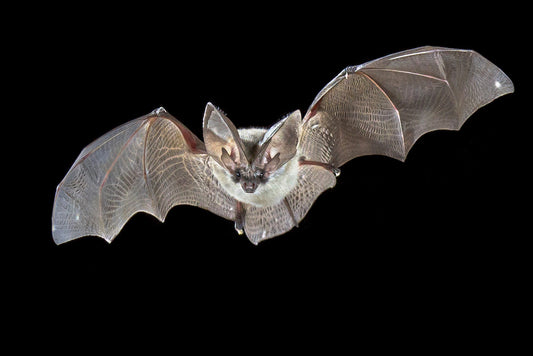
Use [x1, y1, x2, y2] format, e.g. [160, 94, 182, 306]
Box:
[234, 170, 241, 180]
[255, 170, 265, 180]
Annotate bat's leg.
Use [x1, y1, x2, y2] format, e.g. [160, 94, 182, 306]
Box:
[283, 198, 299, 228]
[299, 158, 341, 177]
[234, 201, 245, 235]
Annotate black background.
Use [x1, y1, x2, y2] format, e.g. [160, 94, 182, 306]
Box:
[9, 2, 527, 352]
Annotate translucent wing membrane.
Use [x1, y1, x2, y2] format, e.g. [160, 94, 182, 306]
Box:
[300, 46, 514, 166]
[244, 165, 336, 244]
[52, 109, 236, 244]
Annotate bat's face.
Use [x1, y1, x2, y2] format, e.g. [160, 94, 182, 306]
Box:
[233, 165, 266, 193]
[203, 104, 302, 205]
[216, 139, 279, 196]
[209, 148, 301, 208]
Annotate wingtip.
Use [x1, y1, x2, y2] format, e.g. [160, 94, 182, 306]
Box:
[494, 75, 515, 100]
[505, 78, 515, 94]
[51, 231, 73, 245]
[51, 225, 68, 245]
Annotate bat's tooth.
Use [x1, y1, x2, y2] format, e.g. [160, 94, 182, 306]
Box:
[332, 168, 341, 177]
[236, 227, 244, 235]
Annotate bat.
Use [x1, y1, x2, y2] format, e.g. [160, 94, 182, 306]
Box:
[52, 46, 513, 245]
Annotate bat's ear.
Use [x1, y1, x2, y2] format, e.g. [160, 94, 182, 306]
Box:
[254, 109, 301, 172]
[203, 102, 248, 170]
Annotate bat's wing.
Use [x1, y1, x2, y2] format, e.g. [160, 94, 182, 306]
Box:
[244, 165, 336, 244]
[299, 46, 514, 166]
[52, 108, 236, 244]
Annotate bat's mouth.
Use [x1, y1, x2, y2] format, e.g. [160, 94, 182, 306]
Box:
[241, 182, 257, 193]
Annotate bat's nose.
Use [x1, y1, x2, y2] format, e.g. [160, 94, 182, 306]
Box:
[242, 182, 257, 193]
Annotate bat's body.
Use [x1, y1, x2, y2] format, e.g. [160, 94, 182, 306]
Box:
[52, 46, 513, 245]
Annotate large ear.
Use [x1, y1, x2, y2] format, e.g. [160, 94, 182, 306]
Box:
[203, 102, 248, 171]
[254, 110, 301, 172]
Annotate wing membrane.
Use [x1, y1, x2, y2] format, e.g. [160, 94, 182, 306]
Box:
[244, 165, 336, 244]
[300, 46, 514, 165]
[52, 108, 236, 244]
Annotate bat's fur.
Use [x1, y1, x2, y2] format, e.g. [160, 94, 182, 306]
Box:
[210, 127, 300, 207]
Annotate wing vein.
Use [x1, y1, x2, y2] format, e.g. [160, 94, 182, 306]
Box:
[363, 68, 448, 84]
[60, 125, 135, 188]
[387, 48, 471, 61]
[98, 118, 152, 232]
[357, 71, 405, 154]
[363, 67, 460, 123]
[143, 117, 160, 219]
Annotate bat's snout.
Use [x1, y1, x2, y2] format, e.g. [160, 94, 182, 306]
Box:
[241, 181, 257, 193]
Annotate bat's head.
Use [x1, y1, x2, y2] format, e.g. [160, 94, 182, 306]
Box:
[219, 147, 280, 194]
[203, 103, 301, 195]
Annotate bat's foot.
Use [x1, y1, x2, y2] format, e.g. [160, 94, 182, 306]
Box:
[234, 201, 245, 235]
[234, 218, 245, 235]
[235, 224, 244, 235]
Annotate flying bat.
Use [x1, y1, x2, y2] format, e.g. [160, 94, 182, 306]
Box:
[52, 46, 513, 245]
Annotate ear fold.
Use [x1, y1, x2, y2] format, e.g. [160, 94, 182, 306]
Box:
[254, 110, 301, 172]
[203, 102, 248, 170]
